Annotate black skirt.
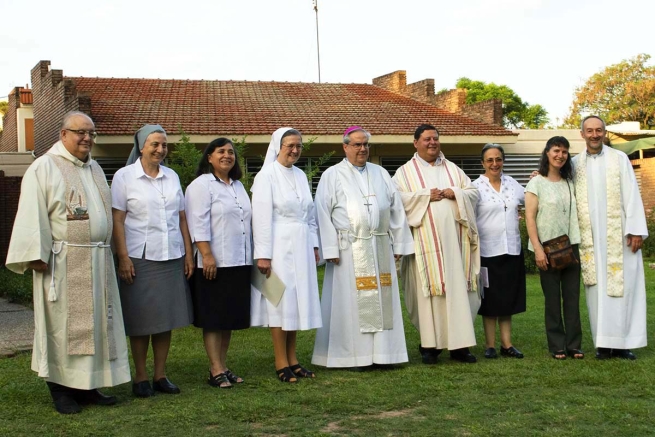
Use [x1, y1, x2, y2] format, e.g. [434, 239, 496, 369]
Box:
[191, 265, 251, 330]
[478, 252, 527, 317]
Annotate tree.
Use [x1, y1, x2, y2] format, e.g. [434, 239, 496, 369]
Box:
[564, 54, 655, 129]
[455, 77, 549, 129]
[0, 100, 8, 132]
[167, 129, 202, 191]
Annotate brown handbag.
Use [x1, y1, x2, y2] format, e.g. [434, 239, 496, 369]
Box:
[541, 235, 578, 270]
[540, 180, 578, 270]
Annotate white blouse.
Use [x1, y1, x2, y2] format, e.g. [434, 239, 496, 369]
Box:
[111, 159, 186, 261]
[185, 173, 252, 268]
[473, 174, 524, 257]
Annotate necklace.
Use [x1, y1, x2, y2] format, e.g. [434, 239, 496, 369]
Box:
[278, 164, 301, 202]
[348, 162, 374, 213]
[149, 177, 166, 202]
[217, 176, 243, 210]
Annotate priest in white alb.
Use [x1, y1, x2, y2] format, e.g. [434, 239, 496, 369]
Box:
[5, 112, 130, 414]
[311, 126, 414, 368]
[393, 124, 481, 364]
[574, 115, 648, 360]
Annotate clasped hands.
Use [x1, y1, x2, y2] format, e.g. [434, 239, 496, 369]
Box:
[430, 188, 455, 202]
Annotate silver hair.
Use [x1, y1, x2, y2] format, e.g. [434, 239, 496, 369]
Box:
[480, 143, 505, 161]
[61, 111, 93, 130]
[580, 115, 606, 131]
[343, 128, 371, 145]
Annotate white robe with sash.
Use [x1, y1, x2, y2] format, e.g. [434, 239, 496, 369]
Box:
[5, 141, 130, 389]
[311, 160, 414, 367]
[393, 154, 481, 351]
[572, 147, 648, 349]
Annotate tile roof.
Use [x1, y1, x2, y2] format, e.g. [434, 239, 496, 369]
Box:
[19, 89, 33, 104]
[69, 77, 515, 137]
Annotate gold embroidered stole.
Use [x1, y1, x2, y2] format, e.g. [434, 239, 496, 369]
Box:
[48, 154, 117, 358]
[395, 158, 478, 297]
[574, 148, 624, 296]
[336, 162, 393, 333]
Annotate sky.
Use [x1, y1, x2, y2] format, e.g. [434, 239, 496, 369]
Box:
[1, 0, 653, 127]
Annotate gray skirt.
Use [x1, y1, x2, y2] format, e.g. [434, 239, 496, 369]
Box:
[119, 257, 193, 336]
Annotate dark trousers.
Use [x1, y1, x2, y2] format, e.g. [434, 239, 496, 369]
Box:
[539, 245, 582, 353]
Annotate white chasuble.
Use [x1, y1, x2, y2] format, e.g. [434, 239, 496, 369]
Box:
[393, 154, 481, 350]
[572, 147, 648, 349]
[312, 160, 414, 368]
[250, 161, 322, 331]
[6, 141, 130, 389]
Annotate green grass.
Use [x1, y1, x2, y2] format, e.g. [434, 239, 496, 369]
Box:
[0, 266, 33, 306]
[1, 265, 655, 436]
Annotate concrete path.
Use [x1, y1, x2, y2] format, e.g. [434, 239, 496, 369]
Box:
[0, 297, 33, 358]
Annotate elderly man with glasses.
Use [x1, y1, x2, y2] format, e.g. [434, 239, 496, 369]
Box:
[6, 111, 130, 414]
[311, 126, 414, 370]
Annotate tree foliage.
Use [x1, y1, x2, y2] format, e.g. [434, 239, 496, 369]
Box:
[455, 77, 549, 129]
[0, 100, 8, 132]
[564, 54, 655, 129]
[167, 130, 202, 192]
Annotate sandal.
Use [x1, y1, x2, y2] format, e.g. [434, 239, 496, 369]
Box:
[552, 350, 567, 360]
[289, 363, 316, 378]
[276, 367, 297, 383]
[208, 371, 232, 389]
[567, 349, 585, 359]
[225, 369, 244, 384]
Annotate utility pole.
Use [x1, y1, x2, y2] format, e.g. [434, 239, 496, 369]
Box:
[313, 0, 321, 83]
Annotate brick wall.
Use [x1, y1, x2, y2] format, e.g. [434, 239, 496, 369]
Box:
[372, 70, 407, 94]
[373, 71, 503, 127]
[31, 61, 84, 157]
[461, 99, 503, 126]
[0, 171, 22, 265]
[0, 88, 21, 152]
[433, 89, 467, 114]
[632, 158, 655, 213]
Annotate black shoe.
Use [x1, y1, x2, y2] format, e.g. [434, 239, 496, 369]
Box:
[595, 348, 612, 360]
[484, 347, 498, 359]
[449, 348, 477, 363]
[52, 393, 82, 414]
[611, 349, 637, 360]
[419, 345, 441, 364]
[132, 380, 155, 398]
[500, 346, 524, 359]
[47, 382, 82, 414]
[153, 377, 180, 394]
[74, 389, 117, 406]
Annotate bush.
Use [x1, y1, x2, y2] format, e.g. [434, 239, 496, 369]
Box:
[643, 208, 655, 258]
[0, 266, 33, 306]
[519, 215, 537, 274]
[167, 130, 203, 192]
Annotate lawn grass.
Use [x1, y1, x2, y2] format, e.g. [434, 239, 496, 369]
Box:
[1, 265, 655, 436]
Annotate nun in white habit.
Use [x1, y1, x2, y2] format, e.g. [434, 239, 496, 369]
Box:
[251, 127, 322, 383]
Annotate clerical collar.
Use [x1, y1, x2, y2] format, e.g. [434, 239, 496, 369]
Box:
[414, 153, 443, 167]
[345, 159, 367, 173]
[586, 146, 605, 158]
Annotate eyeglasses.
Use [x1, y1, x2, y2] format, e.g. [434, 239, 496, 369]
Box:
[348, 142, 370, 149]
[282, 144, 304, 151]
[484, 158, 503, 164]
[65, 129, 98, 140]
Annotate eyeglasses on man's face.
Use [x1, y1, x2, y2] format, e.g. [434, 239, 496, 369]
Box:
[484, 158, 503, 164]
[65, 129, 98, 140]
[349, 142, 370, 149]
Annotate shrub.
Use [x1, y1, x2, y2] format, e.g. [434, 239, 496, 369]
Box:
[643, 208, 655, 258]
[518, 215, 537, 273]
[167, 130, 202, 192]
[0, 267, 33, 306]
